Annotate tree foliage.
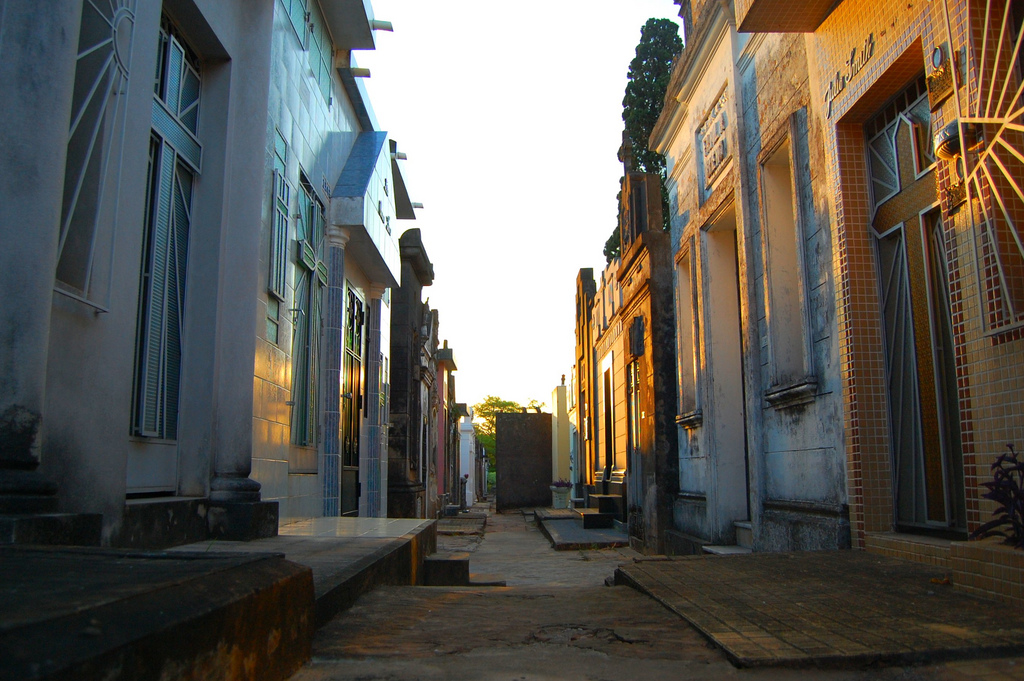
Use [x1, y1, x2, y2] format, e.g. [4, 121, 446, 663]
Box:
[473, 395, 520, 466]
[604, 230, 621, 263]
[472, 395, 545, 465]
[622, 18, 682, 177]
[605, 18, 681, 262]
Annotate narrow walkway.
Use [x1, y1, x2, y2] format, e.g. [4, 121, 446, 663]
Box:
[287, 506, 1024, 680]
[291, 507, 738, 681]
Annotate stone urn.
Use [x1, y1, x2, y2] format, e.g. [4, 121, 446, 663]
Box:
[550, 484, 570, 509]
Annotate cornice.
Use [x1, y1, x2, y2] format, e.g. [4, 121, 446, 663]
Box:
[651, 5, 732, 151]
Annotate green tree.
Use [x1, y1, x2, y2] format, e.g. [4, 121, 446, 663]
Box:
[623, 18, 681, 177]
[472, 395, 521, 466]
[605, 18, 681, 262]
[472, 395, 545, 465]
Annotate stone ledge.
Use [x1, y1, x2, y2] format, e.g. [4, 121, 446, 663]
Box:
[0, 546, 313, 681]
[0, 513, 101, 546]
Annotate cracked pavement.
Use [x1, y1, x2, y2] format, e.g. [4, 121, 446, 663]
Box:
[290, 506, 1024, 681]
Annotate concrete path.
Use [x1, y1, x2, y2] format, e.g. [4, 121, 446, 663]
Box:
[287, 506, 1024, 680]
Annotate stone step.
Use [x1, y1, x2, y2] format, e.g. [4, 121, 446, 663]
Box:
[422, 552, 470, 586]
[575, 508, 615, 529]
[734, 521, 753, 549]
[468, 573, 507, 587]
[588, 493, 624, 517]
[702, 544, 753, 555]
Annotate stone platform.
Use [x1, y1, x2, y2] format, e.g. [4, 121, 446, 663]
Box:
[1, 546, 312, 681]
[533, 507, 629, 550]
[2, 517, 435, 681]
[617, 550, 1024, 668]
[174, 517, 436, 628]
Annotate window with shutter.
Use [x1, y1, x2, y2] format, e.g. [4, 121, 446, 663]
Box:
[269, 133, 290, 301]
[133, 20, 202, 440]
[291, 175, 327, 446]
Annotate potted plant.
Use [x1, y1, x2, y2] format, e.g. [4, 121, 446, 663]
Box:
[550, 479, 571, 509]
[971, 444, 1023, 549]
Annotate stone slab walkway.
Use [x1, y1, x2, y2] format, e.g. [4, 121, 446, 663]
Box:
[616, 550, 1024, 668]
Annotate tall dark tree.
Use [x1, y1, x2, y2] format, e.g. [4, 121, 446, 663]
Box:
[623, 18, 682, 176]
[605, 18, 681, 262]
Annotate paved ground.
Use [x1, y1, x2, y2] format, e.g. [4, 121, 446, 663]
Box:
[618, 552, 1024, 668]
[289, 506, 1024, 681]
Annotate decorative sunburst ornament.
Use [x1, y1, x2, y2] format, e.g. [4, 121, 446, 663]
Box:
[960, 0, 1024, 328]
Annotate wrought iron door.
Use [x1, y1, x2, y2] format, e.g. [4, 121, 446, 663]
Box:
[341, 289, 365, 516]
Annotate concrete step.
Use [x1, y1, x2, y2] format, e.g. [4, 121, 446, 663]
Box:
[588, 493, 624, 517]
[702, 544, 753, 555]
[177, 516, 438, 629]
[734, 521, 753, 549]
[468, 573, 507, 587]
[423, 552, 470, 586]
[575, 508, 615, 529]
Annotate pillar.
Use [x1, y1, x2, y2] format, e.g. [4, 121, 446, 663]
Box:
[360, 286, 386, 517]
[0, 2, 83, 512]
[321, 225, 350, 516]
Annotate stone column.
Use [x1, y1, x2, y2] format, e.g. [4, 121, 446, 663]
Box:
[321, 225, 350, 516]
[0, 2, 82, 513]
[360, 287, 385, 517]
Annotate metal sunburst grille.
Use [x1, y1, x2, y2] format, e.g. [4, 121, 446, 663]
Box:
[57, 0, 136, 305]
[963, 0, 1024, 329]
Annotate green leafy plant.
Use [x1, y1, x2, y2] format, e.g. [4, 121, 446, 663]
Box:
[970, 444, 1024, 549]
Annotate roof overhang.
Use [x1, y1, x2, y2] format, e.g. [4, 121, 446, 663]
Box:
[330, 131, 400, 288]
[321, 0, 378, 51]
[437, 347, 456, 371]
[735, 0, 841, 32]
[337, 52, 377, 131]
[390, 140, 416, 219]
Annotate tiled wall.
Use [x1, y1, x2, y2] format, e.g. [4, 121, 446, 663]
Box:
[814, 0, 1024, 546]
[952, 539, 1024, 605]
[866, 531, 1023, 605]
[251, 1, 363, 522]
[865, 531, 952, 567]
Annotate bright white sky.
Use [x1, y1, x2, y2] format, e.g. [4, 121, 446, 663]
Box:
[358, 1, 682, 410]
